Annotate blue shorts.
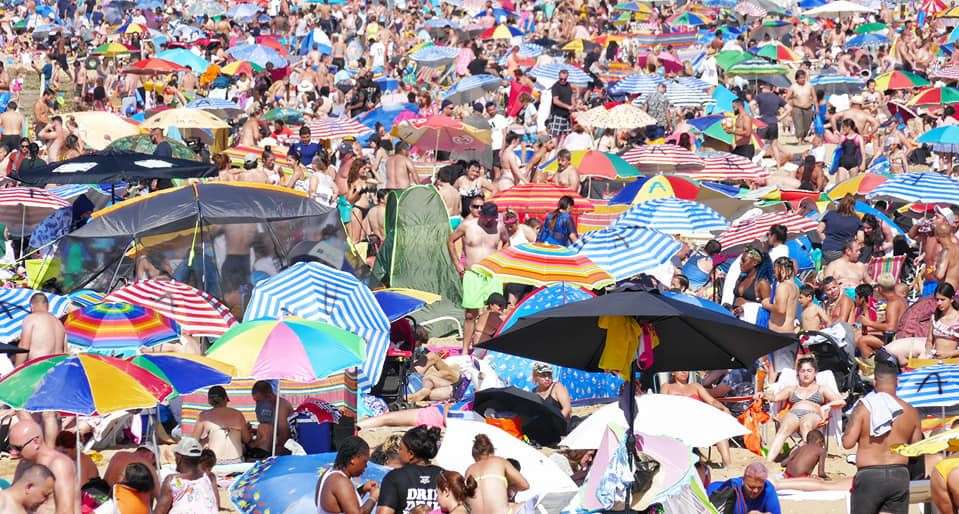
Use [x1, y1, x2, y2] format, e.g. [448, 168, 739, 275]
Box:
[923, 280, 939, 297]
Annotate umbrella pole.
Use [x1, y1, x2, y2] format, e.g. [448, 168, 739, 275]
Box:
[19, 205, 25, 262]
[271, 383, 281, 457]
[75, 416, 81, 488]
[151, 408, 162, 471]
[625, 360, 637, 514]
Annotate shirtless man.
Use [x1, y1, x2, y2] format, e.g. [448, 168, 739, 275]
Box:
[384, 142, 417, 190]
[33, 90, 51, 139]
[785, 70, 817, 143]
[102, 447, 160, 496]
[799, 285, 830, 331]
[0, 101, 25, 149]
[824, 240, 871, 292]
[856, 274, 906, 360]
[836, 96, 880, 142]
[238, 115, 260, 147]
[497, 132, 525, 191]
[842, 357, 921, 514]
[10, 420, 76, 514]
[180, 66, 197, 96]
[434, 169, 462, 217]
[761, 257, 800, 374]
[193, 386, 249, 465]
[936, 222, 959, 292]
[0, 463, 55, 514]
[448, 202, 508, 354]
[731, 98, 754, 159]
[17, 293, 65, 448]
[553, 149, 580, 191]
[822, 276, 855, 325]
[250, 380, 293, 457]
[38, 116, 65, 163]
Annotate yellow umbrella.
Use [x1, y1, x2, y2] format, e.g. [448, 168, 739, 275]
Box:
[142, 108, 229, 130]
[893, 427, 959, 457]
[60, 111, 141, 150]
[124, 23, 147, 34]
[380, 288, 441, 304]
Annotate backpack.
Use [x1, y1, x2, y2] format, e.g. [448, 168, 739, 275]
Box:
[708, 484, 746, 514]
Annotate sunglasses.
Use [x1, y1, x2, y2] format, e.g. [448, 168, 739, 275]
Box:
[10, 436, 37, 453]
[470, 204, 483, 210]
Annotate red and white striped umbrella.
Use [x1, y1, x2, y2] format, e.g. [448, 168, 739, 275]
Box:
[305, 117, 372, 140]
[620, 144, 704, 174]
[719, 212, 819, 250]
[105, 279, 237, 337]
[689, 153, 770, 183]
[735, 1, 767, 17]
[0, 187, 71, 232]
[932, 65, 959, 81]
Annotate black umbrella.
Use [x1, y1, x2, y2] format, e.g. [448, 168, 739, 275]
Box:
[473, 387, 567, 446]
[16, 150, 216, 186]
[480, 288, 796, 373]
[0, 343, 25, 354]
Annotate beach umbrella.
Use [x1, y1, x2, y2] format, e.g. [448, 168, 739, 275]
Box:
[0, 188, 71, 239]
[570, 226, 681, 282]
[897, 364, 959, 408]
[141, 108, 228, 131]
[489, 183, 593, 217]
[610, 74, 665, 95]
[578, 208, 627, 233]
[866, 171, 959, 205]
[574, 103, 657, 129]
[93, 42, 131, 56]
[206, 319, 365, 454]
[69, 290, 106, 309]
[261, 107, 302, 123]
[481, 289, 796, 373]
[917, 126, 959, 154]
[610, 175, 701, 205]
[473, 243, 615, 289]
[725, 58, 789, 78]
[894, 427, 959, 457]
[392, 115, 491, 152]
[855, 22, 887, 33]
[169, 24, 205, 43]
[907, 86, 959, 106]
[0, 289, 70, 343]
[59, 111, 140, 151]
[736, 1, 767, 16]
[694, 152, 770, 183]
[561, 38, 600, 53]
[305, 117, 373, 140]
[718, 211, 819, 250]
[186, 98, 243, 117]
[220, 60, 261, 76]
[243, 261, 389, 392]
[230, 454, 391, 514]
[620, 144, 704, 174]
[827, 173, 888, 200]
[539, 150, 640, 179]
[642, 82, 714, 108]
[480, 24, 523, 39]
[123, 58, 189, 75]
[810, 73, 865, 96]
[617, 198, 729, 235]
[804, 0, 875, 15]
[528, 63, 592, 86]
[473, 387, 568, 445]
[227, 44, 288, 68]
[129, 353, 234, 396]
[675, 76, 712, 91]
[663, 291, 732, 317]
[155, 49, 210, 73]
[64, 302, 180, 354]
[874, 70, 930, 91]
[409, 45, 460, 66]
[669, 11, 710, 26]
[614, 1, 652, 11]
[442, 74, 501, 105]
[844, 33, 889, 50]
[373, 289, 439, 322]
[228, 3, 260, 19]
[187, 1, 226, 17]
[498, 283, 595, 334]
[0, 353, 172, 414]
[933, 65, 959, 81]
[104, 279, 237, 338]
[17, 151, 215, 185]
[715, 50, 753, 70]
[754, 42, 800, 62]
[105, 135, 199, 161]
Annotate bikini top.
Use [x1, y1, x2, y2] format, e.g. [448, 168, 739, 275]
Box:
[933, 318, 959, 340]
[789, 386, 824, 405]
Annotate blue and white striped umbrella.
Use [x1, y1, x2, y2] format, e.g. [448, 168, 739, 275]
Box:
[617, 198, 729, 235]
[611, 74, 665, 95]
[409, 45, 460, 66]
[674, 76, 713, 91]
[866, 172, 959, 205]
[0, 289, 70, 343]
[897, 364, 959, 408]
[844, 33, 889, 50]
[810, 73, 865, 95]
[571, 226, 682, 281]
[442, 74, 501, 104]
[637, 83, 715, 108]
[497, 43, 544, 65]
[244, 262, 390, 391]
[529, 63, 592, 86]
[186, 98, 242, 113]
[227, 44, 288, 68]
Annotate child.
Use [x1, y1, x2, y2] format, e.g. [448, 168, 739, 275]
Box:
[781, 429, 827, 480]
[198, 449, 222, 511]
[799, 285, 829, 331]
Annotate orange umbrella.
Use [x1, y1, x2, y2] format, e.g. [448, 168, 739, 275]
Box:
[489, 183, 594, 220]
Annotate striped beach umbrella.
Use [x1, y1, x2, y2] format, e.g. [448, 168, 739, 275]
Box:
[393, 115, 491, 152]
[669, 11, 710, 26]
[897, 365, 959, 408]
[810, 73, 865, 96]
[693, 152, 770, 182]
[844, 33, 889, 50]
[621, 144, 705, 174]
[932, 65, 959, 81]
[574, 103, 657, 129]
[754, 42, 800, 62]
[0, 187, 71, 233]
[674, 76, 712, 91]
[578, 207, 628, 233]
[874, 70, 931, 91]
[907, 86, 959, 106]
[0, 289, 70, 343]
[306, 117, 373, 140]
[650, 83, 714, 107]
[539, 150, 640, 179]
[409, 45, 460, 66]
[104, 279, 237, 338]
[529, 63, 592, 86]
[571, 226, 681, 282]
[473, 243, 615, 289]
[481, 24, 524, 40]
[718, 212, 819, 250]
[69, 290, 106, 309]
[0, 353, 172, 415]
[129, 353, 235, 396]
[226, 44, 288, 68]
[610, 74, 665, 95]
[489, 183, 594, 217]
[442, 74, 501, 105]
[866, 171, 959, 205]
[65, 302, 180, 353]
[617, 198, 729, 235]
[243, 261, 390, 391]
[725, 59, 789, 78]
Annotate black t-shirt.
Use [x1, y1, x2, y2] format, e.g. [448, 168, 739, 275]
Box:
[377, 464, 442, 513]
[755, 91, 785, 124]
[551, 81, 573, 119]
[467, 58, 488, 76]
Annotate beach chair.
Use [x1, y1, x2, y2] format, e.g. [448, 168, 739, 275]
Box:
[768, 369, 844, 453]
[867, 254, 906, 283]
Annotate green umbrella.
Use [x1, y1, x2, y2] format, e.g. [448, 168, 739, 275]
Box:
[855, 22, 887, 34]
[106, 135, 199, 161]
[726, 59, 789, 77]
[262, 108, 304, 123]
[715, 50, 752, 71]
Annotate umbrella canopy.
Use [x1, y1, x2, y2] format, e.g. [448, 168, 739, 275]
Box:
[610, 74, 665, 95]
[17, 150, 216, 185]
[570, 226, 681, 281]
[933, 65, 959, 81]
[574, 103, 657, 129]
[94, 42, 132, 56]
[907, 86, 959, 106]
[481, 289, 796, 373]
[305, 117, 373, 140]
[855, 22, 887, 33]
[155, 49, 210, 72]
[480, 24, 523, 39]
[498, 283, 595, 334]
[725, 59, 789, 78]
[186, 98, 244, 117]
[442, 74, 501, 105]
[474, 386, 568, 445]
[810, 73, 865, 96]
[754, 42, 799, 62]
[736, 1, 767, 16]
[844, 33, 890, 49]
[243, 261, 390, 390]
[409, 45, 460, 66]
[392, 115, 491, 152]
[897, 364, 959, 408]
[69, 290, 106, 309]
[59, 112, 141, 151]
[261, 107, 302, 123]
[373, 290, 438, 322]
[866, 171, 959, 205]
[828, 173, 888, 200]
[227, 43, 289, 68]
[104, 279, 237, 337]
[578, 207, 628, 233]
[142, 108, 229, 130]
[65, 302, 180, 353]
[610, 175, 701, 204]
[123, 58, 189, 75]
[719, 211, 819, 250]
[473, 243, 615, 289]
[621, 144, 705, 174]
[489, 183, 593, 217]
[105, 135, 199, 161]
[230, 454, 391, 514]
[617, 198, 729, 235]
[0, 353, 172, 415]
[129, 353, 234, 396]
[539, 150, 640, 179]
[528, 63, 592, 87]
[694, 152, 769, 182]
[0, 187, 71, 231]
[0, 290, 70, 343]
[874, 70, 931, 91]
[917, 125, 959, 149]
[804, 0, 875, 15]
[206, 319, 366, 382]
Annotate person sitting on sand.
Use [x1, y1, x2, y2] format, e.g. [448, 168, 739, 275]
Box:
[706, 461, 782, 514]
[193, 386, 250, 465]
[780, 429, 827, 480]
[464, 434, 529, 514]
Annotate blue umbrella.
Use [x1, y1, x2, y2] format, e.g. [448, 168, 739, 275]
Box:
[472, 7, 513, 21]
[373, 291, 427, 322]
[674, 75, 712, 91]
[155, 49, 210, 73]
[231, 454, 390, 514]
[610, 73, 665, 95]
[0, 289, 70, 343]
[499, 283, 594, 333]
[170, 24, 204, 42]
[409, 45, 460, 66]
[228, 3, 260, 19]
[867, 171, 959, 205]
[442, 74, 501, 104]
[897, 364, 959, 408]
[853, 200, 905, 236]
[617, 198, 729, 236]
[662, 291, 732, 317]
[571, 225, 682, 281]
[918, 126, 959, 146]
[227, 44, 289, 68]
[186, 98, 242, 115]
[529, 63, 592, 86]
[28, 207, 72, 249]
[136, 0, 162, 8]
[844, 33, 889, 50]
[810, 73, 865, 96]
[374, 77, 401, 92]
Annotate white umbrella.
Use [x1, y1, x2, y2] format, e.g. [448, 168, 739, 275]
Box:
[803, 0, 875, 16]
[435, 419, 577, 511]
[560, 394, 748, 449]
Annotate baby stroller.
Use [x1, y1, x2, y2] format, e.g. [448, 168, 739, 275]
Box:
[370, 318, 416, 405]
[798, 329, 870, 405]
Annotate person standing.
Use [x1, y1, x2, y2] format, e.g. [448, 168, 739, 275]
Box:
[731, 98, 754, 159]
[17, 293, 65, 447]
[316, 436, 379, 514]
[0, 102, 25, 149]
[376, 426, 444, 514]
[547, 70, 574, 139]
[786, 70, 817, 144]
[643, 82, 670, 139]
[754, 82, 786, 166]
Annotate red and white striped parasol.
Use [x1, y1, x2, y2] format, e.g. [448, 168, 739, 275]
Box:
[718, 212, 819, 250]
[105, 279, 238, 337]
[735, 1, 767, 17]
[305, 117, 373, 140]
[931, 65, 959, 81]
[0, 187, 71, 232]
[620, 144, 704, 174]
[691, 153, 769, 183]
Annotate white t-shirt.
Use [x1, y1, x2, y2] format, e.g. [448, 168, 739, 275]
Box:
[769, 243, 789, 263]
[489, 113, 511, 151]
[369, 42, 386, 68]
[564, 131, 594, 151]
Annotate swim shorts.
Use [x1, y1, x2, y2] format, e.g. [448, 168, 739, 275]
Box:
[461, 269, 503, 310]
[850, 464, 909, 514]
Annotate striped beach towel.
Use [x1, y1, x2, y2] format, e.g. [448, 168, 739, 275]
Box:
[867, 255, 906, 283]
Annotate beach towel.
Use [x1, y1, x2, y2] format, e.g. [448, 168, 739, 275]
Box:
[858, 391, 903, 437]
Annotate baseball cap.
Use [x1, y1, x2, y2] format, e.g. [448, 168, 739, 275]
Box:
[479, 202, 498, 218]
[532, 362, 553, 375]
[244, 154, 258, 164]
[174, 437, 203, 457]
[936, 205, 957, 225]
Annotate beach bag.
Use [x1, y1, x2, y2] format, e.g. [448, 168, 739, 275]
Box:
[630, 452, 661, 500]
[708, 484, 746, 514]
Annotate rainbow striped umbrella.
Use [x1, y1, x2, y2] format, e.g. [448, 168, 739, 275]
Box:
[129, 353, 235, 396]
[0, 354, 172, 415]
[473, 243, 615, 289]
[754, 42, 800, 62]
[65, 302, 180, 353]
[539, 150, 640, 179]
[907, 86, 959, 106]
[874, 70, 930, 91]
[489, 183, 593, 218]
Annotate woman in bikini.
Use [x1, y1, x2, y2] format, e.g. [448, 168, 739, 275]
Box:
[464, 434, 529, 514]
[661, 371, 733, 468]
[886, 282, 959, 366]
[763, 357, 844, 463]
[531, 362, 572, 423]
[731, 247, 771, 323]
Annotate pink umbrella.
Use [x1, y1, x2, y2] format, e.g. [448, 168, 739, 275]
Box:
[392, 115, 491, 153]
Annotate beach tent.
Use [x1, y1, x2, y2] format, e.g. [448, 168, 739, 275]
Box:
[374, 186, 462, 305]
